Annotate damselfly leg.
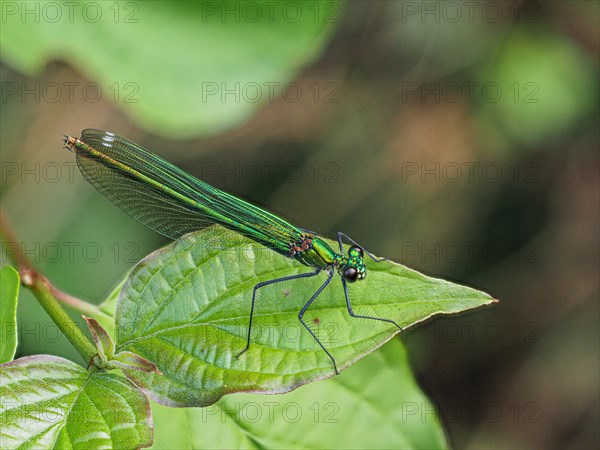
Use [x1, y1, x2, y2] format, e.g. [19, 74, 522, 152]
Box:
[235, 268, 340, 374]
[235, 268, 322, 359]
[337, 232, 389, 263]
[298, 269, 337, 373]
[337, 232, 403, 333]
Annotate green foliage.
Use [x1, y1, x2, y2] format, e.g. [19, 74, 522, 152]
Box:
[115, 226, 495, 407]
[150, 339, 448, 449]
[84, 316, 160, 374]
[0, 265, 19, 363]
[0, 0, 340, 138]
[84, 316, 116, 361]
[0, 355, 153, 449]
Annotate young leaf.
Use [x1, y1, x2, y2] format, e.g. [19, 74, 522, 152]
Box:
[83, 279, 127, 342]
[116, 226, 496, 407]
[83, 316, 160, 374]
[83, 315, 115, 362]
[0, 265, 19, 363]
[150, 339, 448, 449]
[0, 355, 153, 449]
[111, 351, 162, 374]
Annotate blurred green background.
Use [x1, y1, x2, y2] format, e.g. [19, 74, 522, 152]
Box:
[1, 1, 598, 448]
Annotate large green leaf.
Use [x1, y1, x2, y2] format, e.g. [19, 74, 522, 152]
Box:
[94, 308, 446, 447]
[0, 355, 153, 449]
[0, 265, 19, 363]
[0, 0, 340, 138]
[149, 338, 448, 449]
[116, 225, 495, 407]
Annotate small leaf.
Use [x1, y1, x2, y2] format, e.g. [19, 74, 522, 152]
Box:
[111, 351, 162, 375]
[150, 339, 447, 449]
[81, 279, 127, 343]
[83, 315, 115, 362]
[0, 265, 19, 363]
[0, 355, 153, 449]
[116, 226, 495, 407]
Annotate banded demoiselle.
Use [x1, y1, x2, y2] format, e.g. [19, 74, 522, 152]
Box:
[64, 129, 402, 373]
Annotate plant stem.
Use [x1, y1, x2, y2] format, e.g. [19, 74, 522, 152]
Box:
[1, 209, 98, 362]
[21, 269, 97, 362]
[48, 284, 107, 318]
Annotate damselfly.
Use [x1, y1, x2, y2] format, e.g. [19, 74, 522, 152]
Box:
[64, 129, 402, 373]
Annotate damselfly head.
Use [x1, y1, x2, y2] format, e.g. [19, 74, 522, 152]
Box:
[63, 135, 78, 152]
[343, 245, 366, 282]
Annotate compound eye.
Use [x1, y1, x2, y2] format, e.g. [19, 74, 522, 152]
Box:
[343, 267, 359, 283]
[349, 245, 364, 258]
